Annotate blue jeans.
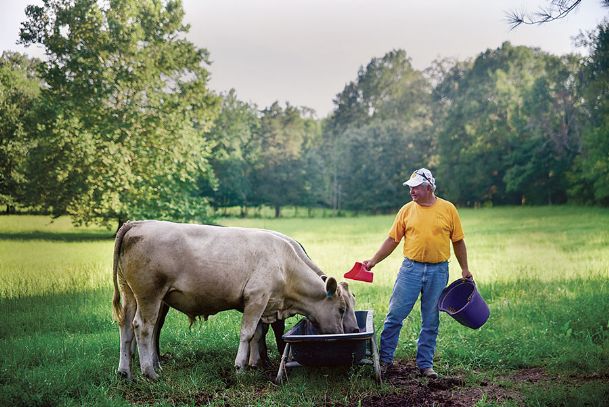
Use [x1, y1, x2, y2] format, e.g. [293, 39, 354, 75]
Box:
[380, 257, 449, 369]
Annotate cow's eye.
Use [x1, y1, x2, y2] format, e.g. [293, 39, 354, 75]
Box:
[339, 308, 345, 315]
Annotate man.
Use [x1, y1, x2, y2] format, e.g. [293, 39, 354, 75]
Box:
[363, 168, 472, 379]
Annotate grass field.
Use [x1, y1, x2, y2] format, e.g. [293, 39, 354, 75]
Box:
[1, 207, 609, 406]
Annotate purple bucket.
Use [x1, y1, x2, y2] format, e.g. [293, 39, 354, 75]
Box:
[438, 279, 490, 329]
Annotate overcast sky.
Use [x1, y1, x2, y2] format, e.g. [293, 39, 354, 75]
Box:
[1, 0, 607, 116]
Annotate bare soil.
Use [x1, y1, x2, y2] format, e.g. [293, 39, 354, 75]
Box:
[361, 360, 522, 407]
[359, 361, 609, 407]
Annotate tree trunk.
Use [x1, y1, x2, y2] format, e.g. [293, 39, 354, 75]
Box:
[275, 205, 281, 218]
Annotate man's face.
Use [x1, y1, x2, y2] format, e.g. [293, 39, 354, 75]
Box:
[409, 184, 431, 203]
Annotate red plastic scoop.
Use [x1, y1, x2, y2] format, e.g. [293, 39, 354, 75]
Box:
[344, 262, 374, 283]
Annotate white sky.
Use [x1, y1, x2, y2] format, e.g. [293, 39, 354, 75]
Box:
[1, 0, 607, 117]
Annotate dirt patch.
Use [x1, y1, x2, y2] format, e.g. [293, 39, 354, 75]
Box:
[361, 360, 522, 407]
[506, 367, 550, 384]
[506, 366, 609, 387]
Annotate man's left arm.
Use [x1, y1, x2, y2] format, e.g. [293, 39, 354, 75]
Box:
[452, 239, 472, 279]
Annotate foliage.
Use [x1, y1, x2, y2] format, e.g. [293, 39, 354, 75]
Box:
[570, 20, 609, 205]
[3, 12, 609, 219]
[18, 0, 220, 227]
[336, 121, 420, 212]
[324, 50, 432, 212]
[200, 89, 261, 214]
[0, 52, 41, 212]
[433, 42, 581, 206]
[507, 0, 609, 29]
[503, 54, 581, 205]
[328, 49, 431, 133]
[254, 102, 322, 217]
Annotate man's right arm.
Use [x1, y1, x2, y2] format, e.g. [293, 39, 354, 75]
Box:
[363, 237, 399, 270]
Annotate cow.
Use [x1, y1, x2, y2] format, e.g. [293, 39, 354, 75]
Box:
[112, 220, 358, 380]
[152, 229, 358, 367]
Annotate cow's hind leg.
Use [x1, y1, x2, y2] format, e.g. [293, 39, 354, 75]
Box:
[133, 296, 163, 380]
[152, 302, 170, 372]
[117, 286, 137, 380]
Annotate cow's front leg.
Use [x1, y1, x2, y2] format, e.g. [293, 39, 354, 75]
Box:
[236, 297, 268, 371]
[117, 287, 137, 380]
[257, 321, 271, 366]
[133, 298, 162, 380]
[271, 319, 286, 356]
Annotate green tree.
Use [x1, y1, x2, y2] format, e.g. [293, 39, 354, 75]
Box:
[503, 55, 581, 204]
[338, 121, 423, 212]
[254, 102, 321, 217]
[570, 20, 609, 205]
[19, 0, 219, 227]
[200, 89, 261, 216]
[433, 42, 578, 206]
[0, 52, 41, 213]
[328, 49, 431, 133]
[324, 49, 432, 212]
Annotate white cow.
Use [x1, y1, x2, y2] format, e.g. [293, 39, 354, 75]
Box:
[151, 228, 358, 367]
[112, 220, 358, 380]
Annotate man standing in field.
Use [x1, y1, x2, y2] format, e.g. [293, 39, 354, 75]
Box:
[363, 168, 472, 379]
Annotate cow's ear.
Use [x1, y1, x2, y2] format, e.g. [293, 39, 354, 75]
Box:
[325, 277, 338, 298]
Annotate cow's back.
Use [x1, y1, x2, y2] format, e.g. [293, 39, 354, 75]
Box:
[120, 221, 290, 318]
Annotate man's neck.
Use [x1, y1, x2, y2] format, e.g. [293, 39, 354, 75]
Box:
[417, 194, 437, 207]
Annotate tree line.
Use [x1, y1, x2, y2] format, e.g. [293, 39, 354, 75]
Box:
[1, 0, 608, 228]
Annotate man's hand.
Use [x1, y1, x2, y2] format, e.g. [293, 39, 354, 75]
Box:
[461, 269, 473, 279]
[362, 260, 376, 270]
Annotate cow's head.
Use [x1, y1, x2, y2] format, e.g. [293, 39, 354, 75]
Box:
[310, 276, 359, 334]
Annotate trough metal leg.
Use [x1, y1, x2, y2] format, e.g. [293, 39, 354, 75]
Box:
[370, 337, 382, 385]
[275, 343, 291, 384]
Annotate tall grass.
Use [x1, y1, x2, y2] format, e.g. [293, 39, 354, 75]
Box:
[1, 207, 608, 406]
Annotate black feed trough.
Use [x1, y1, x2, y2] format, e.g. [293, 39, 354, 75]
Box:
[275, 310, 381, 384]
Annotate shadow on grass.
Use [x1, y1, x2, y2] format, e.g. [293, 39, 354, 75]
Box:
[0, 231, 114, 242]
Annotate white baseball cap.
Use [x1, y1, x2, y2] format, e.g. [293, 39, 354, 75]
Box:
[403, 168, 435, 188]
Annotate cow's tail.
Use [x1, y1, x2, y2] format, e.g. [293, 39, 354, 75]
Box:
[112, 221, 134, 325]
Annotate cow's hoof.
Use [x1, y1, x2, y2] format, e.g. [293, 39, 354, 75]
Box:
[234, 365, 246, 374]
[143, 370, 159, 381]
[117, 370, 132, 381]
[247, 358, 262, 369]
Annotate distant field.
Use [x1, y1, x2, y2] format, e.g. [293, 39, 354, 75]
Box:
[1, 207, 608, 406]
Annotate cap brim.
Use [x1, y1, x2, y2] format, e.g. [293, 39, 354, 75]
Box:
[403, 179, 423, 187]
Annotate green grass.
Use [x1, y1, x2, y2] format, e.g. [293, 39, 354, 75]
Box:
[1, 207, 609, 405]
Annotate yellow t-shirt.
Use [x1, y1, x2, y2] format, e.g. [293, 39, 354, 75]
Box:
[388, 197, 464, 263]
